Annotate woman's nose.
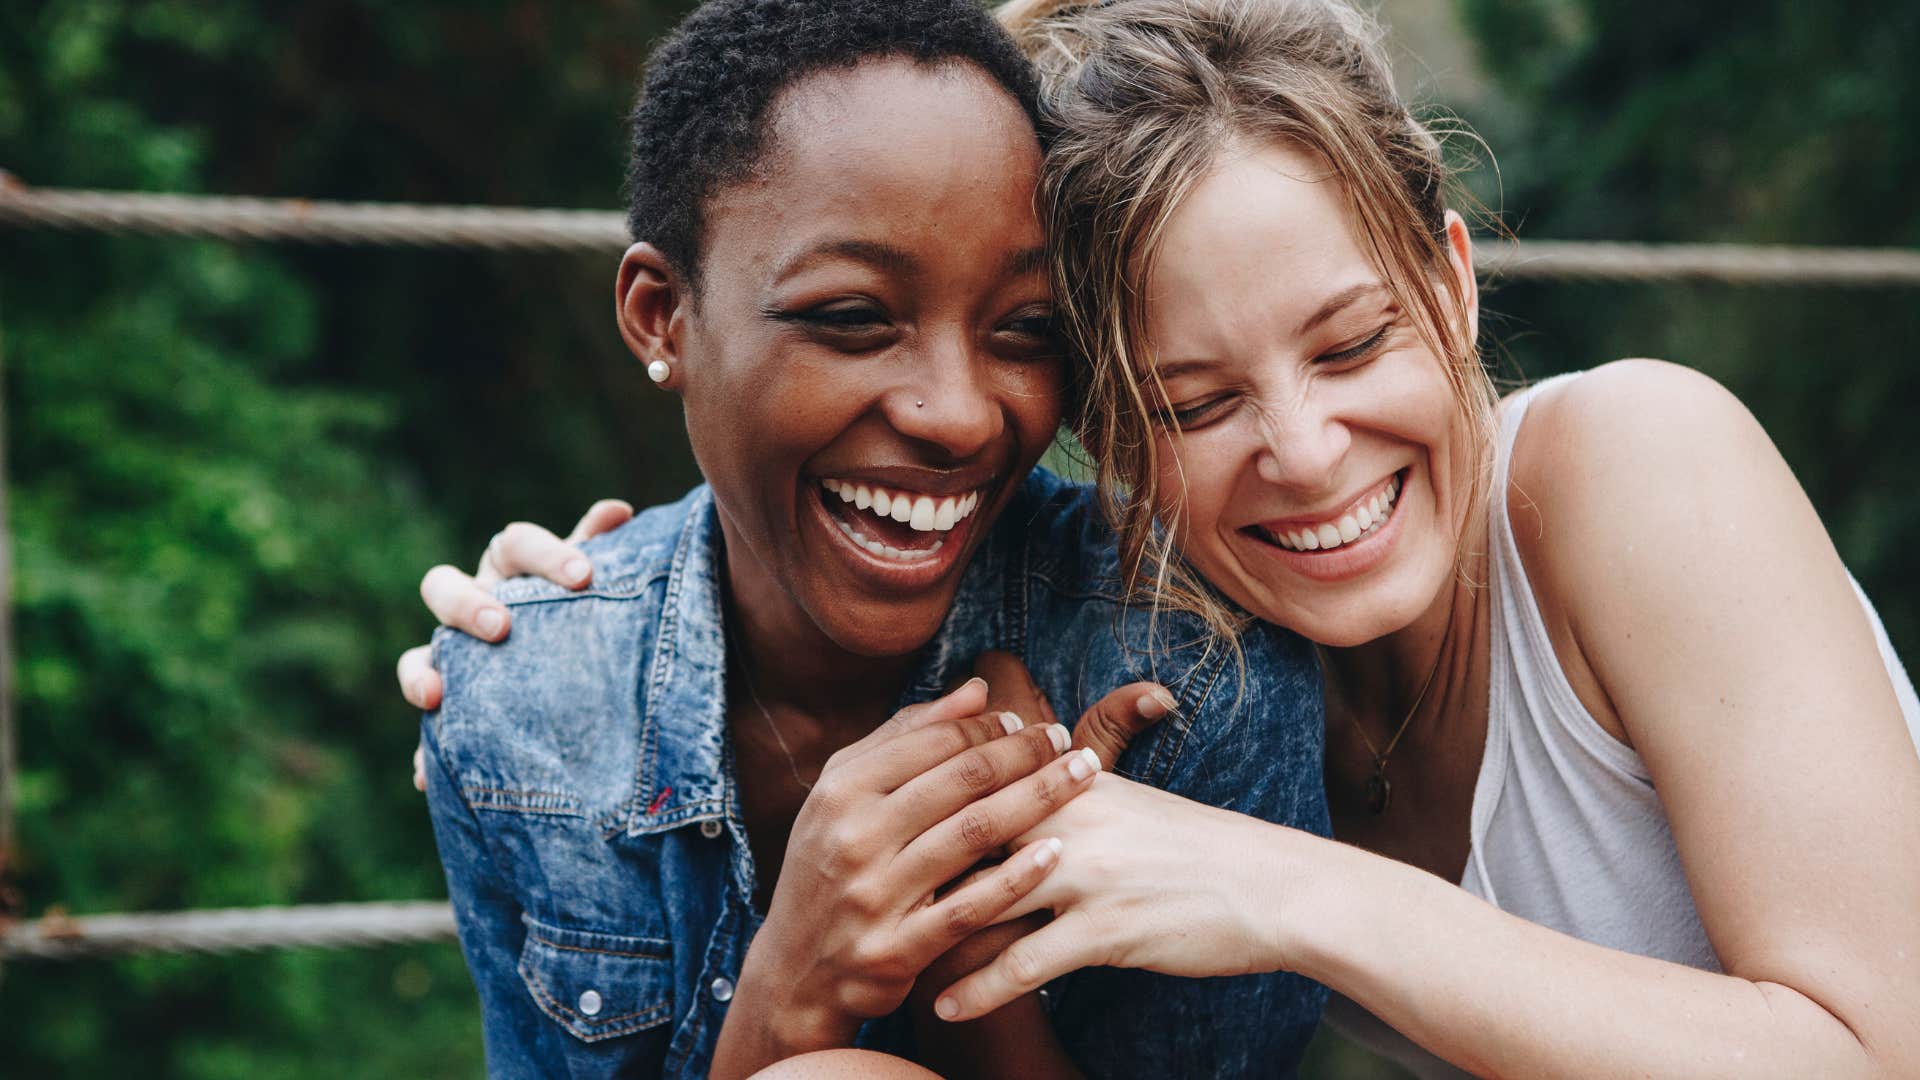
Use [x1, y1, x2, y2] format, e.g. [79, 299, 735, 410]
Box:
[888, 341, 1005, 459]
[1253, 402, 1350, 490]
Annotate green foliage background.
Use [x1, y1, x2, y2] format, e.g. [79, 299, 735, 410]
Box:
[0, 0, 1911, 1076]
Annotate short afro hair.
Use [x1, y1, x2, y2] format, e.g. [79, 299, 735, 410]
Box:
[625, 0, 1043, 287]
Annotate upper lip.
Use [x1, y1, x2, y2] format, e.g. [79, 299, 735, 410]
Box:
[1245, 471, 1400, 531]
[811, 464, 1003, 497]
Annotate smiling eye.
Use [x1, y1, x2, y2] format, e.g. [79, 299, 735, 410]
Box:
[1316, 325, 1390, 366]
[1165, 393, 1237, 430]
[766, 302, 897, 352]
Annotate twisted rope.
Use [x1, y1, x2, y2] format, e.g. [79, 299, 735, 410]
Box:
[0, 178, 625, 254]
[0, 901, 456, 960]
[4, 179, 1920, 285]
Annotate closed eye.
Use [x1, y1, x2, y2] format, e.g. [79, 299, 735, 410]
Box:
[1316, 325, 1390, 366]
[1165, 392, 1238, 430]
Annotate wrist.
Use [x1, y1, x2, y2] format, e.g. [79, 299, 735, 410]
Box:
[1228, 816, 1331, 975]
[709, 942, 861, 1080]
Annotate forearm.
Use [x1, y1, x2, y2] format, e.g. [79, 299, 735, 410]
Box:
[1276, 834, 1891, 1079]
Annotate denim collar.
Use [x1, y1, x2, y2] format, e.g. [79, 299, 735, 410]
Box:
[622, 485, 1027, 839]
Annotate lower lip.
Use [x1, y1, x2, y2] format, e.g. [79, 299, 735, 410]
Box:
[1243, 472, 1410, 583]
[806, 484, 981, 592]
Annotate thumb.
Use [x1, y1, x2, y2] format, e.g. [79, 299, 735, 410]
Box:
[1072, 682, 1177, 771]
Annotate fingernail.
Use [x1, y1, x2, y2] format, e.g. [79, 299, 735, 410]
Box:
[1067, 747, 1099, 780]
[476, 608, 505, 638]
[999, 711, 1024, 735]
[935, 996, 960, 1020]
[1034, 838, 1061, 867]
[563, 557, 591, 586]
[1136, 692, 1169, 719]
[1046, 724, 1071, 753]
[963, 676, 987, 695]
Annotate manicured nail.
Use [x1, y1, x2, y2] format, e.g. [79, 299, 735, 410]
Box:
[999, 711, 1025, 735]
[935, 996, 960, 1020]
[1067, 747, 1099, 780]
[563, 557, 591, 586]
[476, 608, 505, 638]
[1046, 724, 1071, 753]
[1034, 836, 1063, 867]
[963, 676, 988, 695]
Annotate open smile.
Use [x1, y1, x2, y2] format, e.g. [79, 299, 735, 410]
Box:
[807, 475, 992, 590]
[1239, 469, 1410, 582]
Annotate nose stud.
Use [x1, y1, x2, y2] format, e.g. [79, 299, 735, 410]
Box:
[916, 400, 925, 409]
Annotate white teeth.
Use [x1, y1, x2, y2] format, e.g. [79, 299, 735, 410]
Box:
[1265, 474, 1403, 553]
[832, 515, 945, 562]
[821, 479, 986, 535]
[909, 496, 936, 531]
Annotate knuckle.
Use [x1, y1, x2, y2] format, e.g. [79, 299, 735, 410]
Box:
[955, 809, 998, 852]
[1030, 772, 1065, 814]
[943, 898, 984, 937]
[954, 750, 998, 794]
[1005, 942, 1048, 989]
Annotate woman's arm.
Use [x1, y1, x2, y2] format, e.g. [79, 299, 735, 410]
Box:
[940, 361, 1920, 1077]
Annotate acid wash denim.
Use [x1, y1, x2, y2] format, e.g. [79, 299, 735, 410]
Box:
[422, 467, 1329, 1079]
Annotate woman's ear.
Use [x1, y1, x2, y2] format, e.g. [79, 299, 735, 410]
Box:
[1441, 209, 1479, 350]
[616, 242, 688, 388]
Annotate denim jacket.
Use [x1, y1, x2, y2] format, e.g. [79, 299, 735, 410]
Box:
[422, 468, 1329, 1078]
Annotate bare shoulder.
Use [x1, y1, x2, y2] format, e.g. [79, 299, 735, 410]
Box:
[1503, 361, 1832, 720]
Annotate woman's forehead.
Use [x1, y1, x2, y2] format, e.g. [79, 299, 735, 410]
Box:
[700, 59, 1046, 283]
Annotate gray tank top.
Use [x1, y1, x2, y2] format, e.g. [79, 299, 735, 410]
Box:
[1325, 373, 1920, 1077]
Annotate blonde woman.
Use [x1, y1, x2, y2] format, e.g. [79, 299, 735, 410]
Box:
[405, 0, 1920, 1075]
[909, 1, 1920, 1076]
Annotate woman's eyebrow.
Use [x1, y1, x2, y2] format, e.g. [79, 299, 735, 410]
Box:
[1003, 245, 1048, 278]
[1297, 281, 1389, 335]
[774, 238, 919, 280]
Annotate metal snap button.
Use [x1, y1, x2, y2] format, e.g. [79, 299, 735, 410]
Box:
[709, 976, 735, 1003]
[699, 819, 724, 839]
[578, 989, 603, 1016]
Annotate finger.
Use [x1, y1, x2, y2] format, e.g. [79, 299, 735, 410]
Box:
[397, 644, 443, 710]
[833, 677, 991, 766]
[562, 499, 634, 545]
[886, 722, 1073, 836]
[477, 521, 591, 590]
[894, 746, 1101, 887]
[839, 709, 1030, 793]
[901, 837, 1064, 970]
[971, 650, 1056, 727]
[934, 909, 1102, 1022]
[413, 745, 427, 792]
[1072, 682, 1177, 771]
[421, 564, 510, 641]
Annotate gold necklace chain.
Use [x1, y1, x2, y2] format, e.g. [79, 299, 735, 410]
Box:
[1346, 649, 1443, 815]
[731, 641, 814, 792]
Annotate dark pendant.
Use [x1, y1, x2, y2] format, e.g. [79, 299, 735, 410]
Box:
[1366, 771, 1392, 815]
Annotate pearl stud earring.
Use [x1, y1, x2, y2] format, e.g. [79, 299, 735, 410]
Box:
[647, 360, 671, 384]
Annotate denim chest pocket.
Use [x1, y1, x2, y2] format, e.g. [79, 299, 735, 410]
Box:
[517, 915, 676, 1043]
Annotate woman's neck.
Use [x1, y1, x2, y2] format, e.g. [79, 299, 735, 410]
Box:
[720, 535, 919, 731]
[1321, 515, 1493, 734]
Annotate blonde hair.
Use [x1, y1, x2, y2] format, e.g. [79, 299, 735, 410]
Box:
[998, 0, 1498, 649]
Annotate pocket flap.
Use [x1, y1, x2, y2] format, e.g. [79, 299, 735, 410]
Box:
[517, 916, 675, 1043]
